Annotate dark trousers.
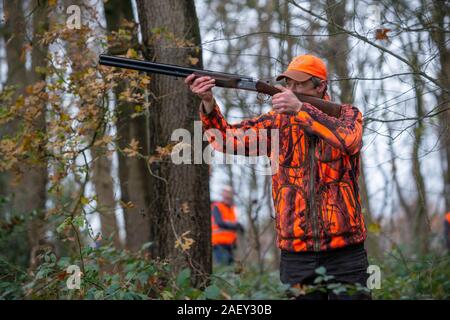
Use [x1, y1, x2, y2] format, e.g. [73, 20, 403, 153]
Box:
[213, 244, 235, 265]
[280, 243, 371, 300]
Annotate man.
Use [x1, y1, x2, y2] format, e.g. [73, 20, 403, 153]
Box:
[211, 186, 244, 266]
[186, 54, 370, 299]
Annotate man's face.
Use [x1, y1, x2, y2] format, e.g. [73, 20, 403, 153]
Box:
[222, 189, 234, 206]
[285, 78, 326, 98]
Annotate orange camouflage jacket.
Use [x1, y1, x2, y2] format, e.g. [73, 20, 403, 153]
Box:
[200, 100, 367, 252]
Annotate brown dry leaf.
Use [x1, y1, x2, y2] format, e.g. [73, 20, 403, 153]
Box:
[123, 138, 140, 157]
[56, 271, 68, 281]
[120, 200, 135, 209]
[174, 231, 195, 252]
[156, 143, 176, 157]
[141, 77, 151, 85]
[126, 48, 138, 58]
[188, 56, 199, 66]
[375, 28, 391, 40]
[93, 135, 113, 147]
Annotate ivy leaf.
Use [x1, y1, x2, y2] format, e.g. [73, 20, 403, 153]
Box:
[176, 268, 191, 288]
[204, 285, 221, 299]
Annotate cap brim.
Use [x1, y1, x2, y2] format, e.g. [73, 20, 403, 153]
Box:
[276, 70, 312, 82]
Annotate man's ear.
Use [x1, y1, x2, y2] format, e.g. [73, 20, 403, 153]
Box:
[316, 80, 327, 96]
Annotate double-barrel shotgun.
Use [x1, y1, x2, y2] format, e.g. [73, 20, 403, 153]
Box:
[98, 54, 341, 118]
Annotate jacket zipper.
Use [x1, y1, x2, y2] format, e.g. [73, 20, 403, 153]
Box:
[309, 135, 320, 251]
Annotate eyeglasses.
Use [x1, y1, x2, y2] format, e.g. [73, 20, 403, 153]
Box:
[285, 78, 322, 89]
[285, 78, 313, 89]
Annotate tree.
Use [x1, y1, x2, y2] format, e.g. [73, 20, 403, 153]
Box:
[0, 0, 49, 268]
[103, 0, 152, 252]
[429, 0, 450, 214]
[136, 0, 211, 286]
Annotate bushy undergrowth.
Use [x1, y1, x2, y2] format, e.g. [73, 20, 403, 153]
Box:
[370, 249, 450, 299]
[1, 238, 448, 300]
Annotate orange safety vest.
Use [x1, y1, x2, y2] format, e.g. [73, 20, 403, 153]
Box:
[446, 212, 450, 224]
[211, 201, 237, 246]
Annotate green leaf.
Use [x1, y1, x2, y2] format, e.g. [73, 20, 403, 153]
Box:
[80, 196, 90, 205]
[161, 291, 174, 300]
[94, 290, 104, 299]
[176, 268, 191, 288]
[57, 217, 71, 233]
[315, 266, 327, 275]
[137, 272, 149, 286]
[332, 286, 347, 295]
[313, 276, 324, 284]
[324, 276, 335, 282]
[73, 215, 85, 228]
[204, 284, 221, 299]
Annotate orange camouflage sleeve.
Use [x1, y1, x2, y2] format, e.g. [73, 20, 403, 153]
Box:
[293, 103, 363, 155]
[199, 100, 277, 156]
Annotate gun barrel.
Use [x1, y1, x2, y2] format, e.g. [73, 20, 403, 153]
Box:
[99, 54, 193, 77]
[98, 54, 252, 81]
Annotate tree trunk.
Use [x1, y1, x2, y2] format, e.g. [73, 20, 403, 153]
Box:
[136, 0, 211, 286]
[93, 0, 138, 249]
[103, 0, 153, 252]
[409, 38, 430, 254]
[91, 148, 120, 247]
[430, 0, 450, 213]
[324, 0, 353, 103]
[1, 0, 49, 269]
[1, 1, 28, 218]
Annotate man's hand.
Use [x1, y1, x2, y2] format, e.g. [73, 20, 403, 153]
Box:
[185, 74, 215, 114]
[272, 85, 303, 115]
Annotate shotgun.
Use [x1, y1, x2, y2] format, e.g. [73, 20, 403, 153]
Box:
[98, 54, 341, 118]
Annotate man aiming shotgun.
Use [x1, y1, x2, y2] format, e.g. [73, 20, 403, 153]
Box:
[186, 54, 370, 300]
[99, 53, 370, 299]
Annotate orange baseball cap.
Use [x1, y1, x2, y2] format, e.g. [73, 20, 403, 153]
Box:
[276, 54, 327, 82]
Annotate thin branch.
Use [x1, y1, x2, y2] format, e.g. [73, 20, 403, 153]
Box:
[288, 0, 448, 93]
[364, 105, 450, 123]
